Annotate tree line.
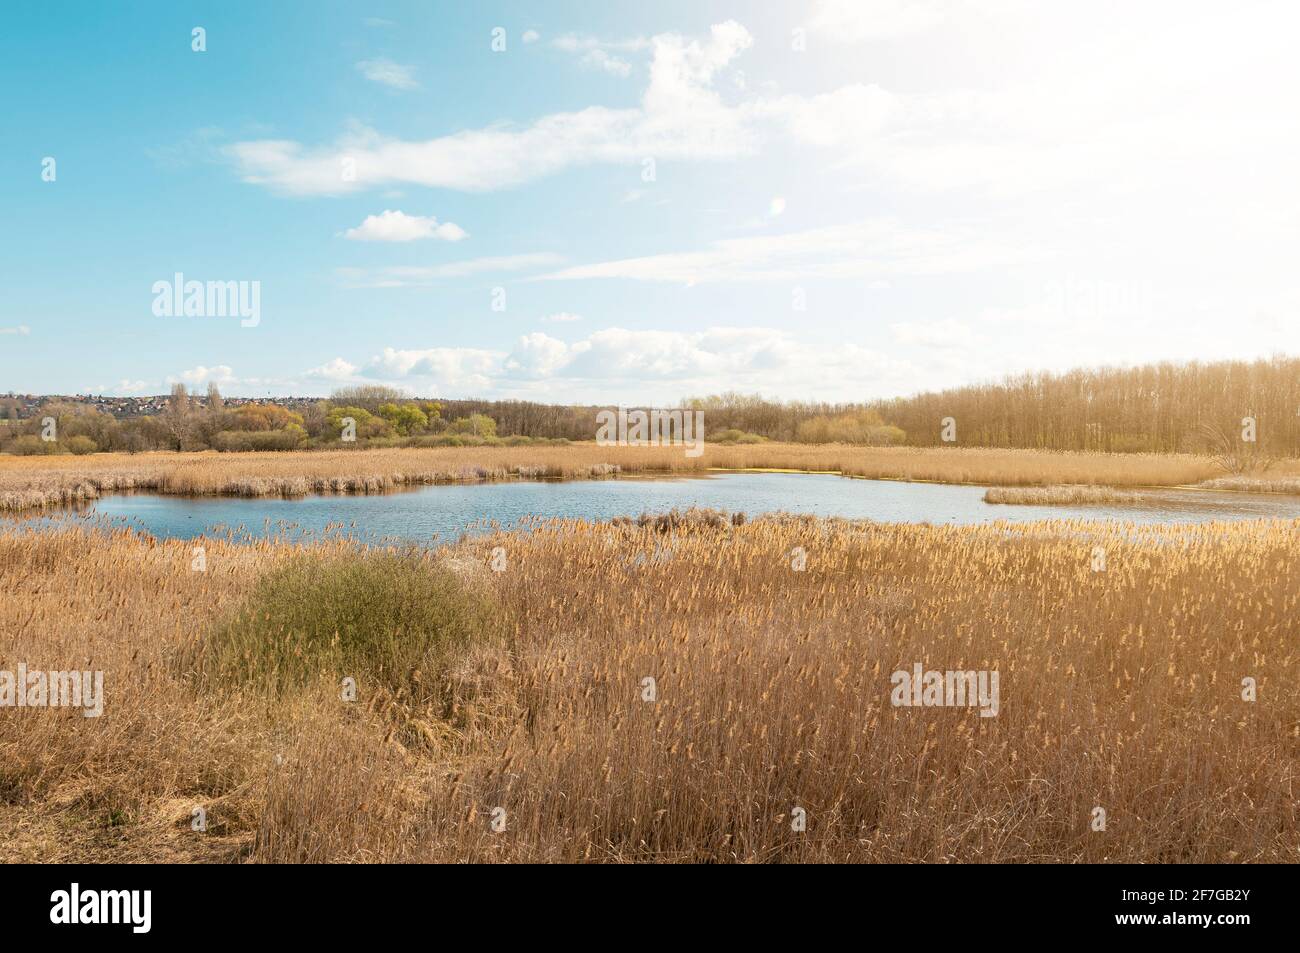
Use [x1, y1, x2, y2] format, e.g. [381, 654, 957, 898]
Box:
[873, 356, 1300, 454]
[5, 356, 1298, 455]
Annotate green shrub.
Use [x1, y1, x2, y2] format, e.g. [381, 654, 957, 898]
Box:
[448, 414, 497, 437]
[192, 552, 501, 702]
[6, 435, 60, 455]
[64, 435, 98, 455]
[712, 428, 767, 445]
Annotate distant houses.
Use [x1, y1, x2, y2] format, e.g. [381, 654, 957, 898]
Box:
[0, 393, 320, 420]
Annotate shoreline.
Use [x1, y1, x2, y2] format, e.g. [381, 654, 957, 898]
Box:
[3, 443, 1298, 514]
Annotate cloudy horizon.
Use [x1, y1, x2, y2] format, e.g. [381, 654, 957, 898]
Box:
[5, 1, 1299, 404]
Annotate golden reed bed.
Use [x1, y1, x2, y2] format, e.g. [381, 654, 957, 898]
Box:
[984, 485, 1143, 505]
[0, 515, 1294, 862]
[0, 443, 1236, 513]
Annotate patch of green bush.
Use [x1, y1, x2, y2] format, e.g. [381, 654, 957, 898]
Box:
[64, 435, 98, 455]
[6, 435, 60, 455]
[192, 552, 501, 703]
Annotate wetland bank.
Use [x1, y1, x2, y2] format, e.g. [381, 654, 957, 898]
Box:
[0, 443, 1296, 862]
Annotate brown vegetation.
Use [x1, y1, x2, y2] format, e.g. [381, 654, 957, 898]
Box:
[983, 485, 1142, 505]
[0, 514, 1295, 862]
[876, 355, 1300, 454]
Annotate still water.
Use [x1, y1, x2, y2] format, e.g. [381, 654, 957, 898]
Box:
[25, 472, 1300, 545]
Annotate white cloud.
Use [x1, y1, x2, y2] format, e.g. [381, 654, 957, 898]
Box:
[168, 365, 239, 387]
[522, 30, 540, 44]
[768, 197, 786, 217]
[542, 312, 582, 323]
[581, 49, 633, 77]
[504, 332, 572, 377]
[228, 22, 757, 194]
[309, 326, 922, 402]
[0, 325, 30, 335]
[809, 0, 954, 41]
[540, 219, 1040, 284]
[304, 358, 357, 381]
[360, 346, 502, 392]
[227, 8, 1300, 222]
[552, 34, 650, 53]
[890, 318, 975, 349]
[343, 210, 467, 242]
[337, 253, 562, 288]
[808, 0, 1038, 43]
[356, 58, 418, 90]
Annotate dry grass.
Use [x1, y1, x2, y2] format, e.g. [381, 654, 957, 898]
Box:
[1197, 476, 1300, 495]
[0, 444, 1241, 514]
[1, 513, 1295, 863]
[983, 485, 1142, 505]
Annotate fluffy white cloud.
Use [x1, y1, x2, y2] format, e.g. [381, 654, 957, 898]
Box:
[228, 22, 758, 194]
[542, 312, 582, 323]
[521, 30, 540, 44]
[304, 357, 357, 381]
[551, 32, 643, 75]
[307, 326, 922, 402]
[343, 210, 467, 242]
[360, 347, 501, 392]
[0, 325, 30, 335]
[229, 10, 1300, 218]
[356, 58, 418, 90]
[504, 332, 572, 378]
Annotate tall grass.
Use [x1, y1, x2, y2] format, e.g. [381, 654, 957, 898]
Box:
[0, 515, 1294, 862]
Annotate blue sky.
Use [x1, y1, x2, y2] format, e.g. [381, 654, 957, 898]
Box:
[3, 1, 1299, 402]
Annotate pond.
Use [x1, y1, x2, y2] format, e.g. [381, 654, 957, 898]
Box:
[15, 471, 1300, 545]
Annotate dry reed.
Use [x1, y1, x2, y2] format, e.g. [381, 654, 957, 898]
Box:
[983, 485, 1142, 505]
[0, 512, 1294, 863]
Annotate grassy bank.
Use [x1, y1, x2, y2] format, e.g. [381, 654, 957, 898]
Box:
[0, 516, 1294, 862]
[0, 443, 1247, 514]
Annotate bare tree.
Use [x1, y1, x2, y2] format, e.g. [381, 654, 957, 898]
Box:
[162, 383, 193, 449]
